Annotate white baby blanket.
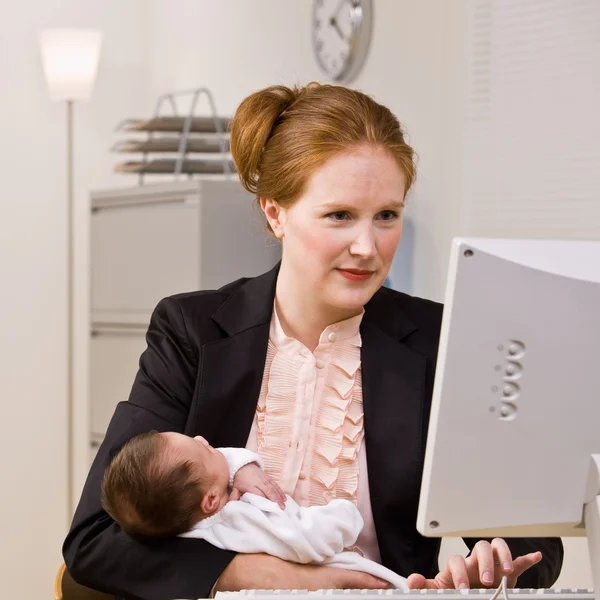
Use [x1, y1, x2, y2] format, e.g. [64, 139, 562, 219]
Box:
[181, 492, 407, 589]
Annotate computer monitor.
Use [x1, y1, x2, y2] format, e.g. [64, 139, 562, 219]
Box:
[416, 238, 600, 591]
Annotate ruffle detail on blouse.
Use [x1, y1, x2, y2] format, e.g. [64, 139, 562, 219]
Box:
[255, 303, 365, 507]
[310, 359, 363, 506]
[256, 341, 295, 479]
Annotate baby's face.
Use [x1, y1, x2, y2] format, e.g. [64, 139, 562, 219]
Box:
[162, 432, 229, 497]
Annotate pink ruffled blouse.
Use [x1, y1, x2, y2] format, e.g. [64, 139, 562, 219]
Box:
[245, 304, 381, 563]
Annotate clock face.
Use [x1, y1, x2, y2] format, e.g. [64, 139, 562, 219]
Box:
[312, 0, 373, 82]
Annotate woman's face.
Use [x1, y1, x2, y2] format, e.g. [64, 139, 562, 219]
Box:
[263, 145, 406, 314]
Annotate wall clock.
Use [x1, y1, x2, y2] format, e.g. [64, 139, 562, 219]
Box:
[312, 0, 373, 83]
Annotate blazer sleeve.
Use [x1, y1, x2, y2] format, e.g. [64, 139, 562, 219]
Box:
[462, 537, 564, 588]
[63, 297, 237, 600]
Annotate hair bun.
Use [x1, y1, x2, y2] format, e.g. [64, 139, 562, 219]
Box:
[230, 85, 299, 195]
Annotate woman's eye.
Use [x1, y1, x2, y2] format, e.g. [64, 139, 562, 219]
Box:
[378, 211, 399, 221]
[327, 211, 350, 221]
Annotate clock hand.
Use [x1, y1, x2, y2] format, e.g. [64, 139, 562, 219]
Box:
[331, 0, 348, 20]
[329, 16, 347, 41]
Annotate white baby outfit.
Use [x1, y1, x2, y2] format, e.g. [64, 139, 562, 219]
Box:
[180, 447, 408, 590]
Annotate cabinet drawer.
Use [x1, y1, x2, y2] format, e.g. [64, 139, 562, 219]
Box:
[91, 196, 200, 324]
[90, 327, 148, 436]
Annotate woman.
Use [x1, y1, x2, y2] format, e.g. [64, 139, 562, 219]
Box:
[64, 83, 563, 600]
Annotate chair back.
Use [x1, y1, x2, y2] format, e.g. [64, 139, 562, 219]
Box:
[54, 563, 113, 600]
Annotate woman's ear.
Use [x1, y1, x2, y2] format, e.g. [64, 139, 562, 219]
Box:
[260, 198, 285, 239]
[201, 490, 220, 516]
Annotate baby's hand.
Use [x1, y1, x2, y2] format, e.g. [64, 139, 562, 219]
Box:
[230, 463, 286, 509]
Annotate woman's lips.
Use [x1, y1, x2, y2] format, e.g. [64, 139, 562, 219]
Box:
[337, 268, 374, 282]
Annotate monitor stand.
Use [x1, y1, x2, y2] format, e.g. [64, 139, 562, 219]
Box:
[584, 455, 599, 592]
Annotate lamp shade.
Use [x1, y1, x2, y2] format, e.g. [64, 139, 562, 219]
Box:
[39, 29, 102, 101]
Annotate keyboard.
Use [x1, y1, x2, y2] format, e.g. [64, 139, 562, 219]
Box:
[215, 590, 594, 600]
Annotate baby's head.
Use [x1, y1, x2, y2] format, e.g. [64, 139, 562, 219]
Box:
[101, 431, 230, 538]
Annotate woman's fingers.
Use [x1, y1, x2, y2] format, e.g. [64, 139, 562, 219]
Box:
[406, 573, 428, 589]
[407, 556, 462, 590]
[470, 540, 498, 586]
[448, 554, 472, 589]
[409, 544, 544, 591]
[491, 538, 514, 576]
[512, 552, 543, 583]
[468, 543, 539, 588]
[407, 573, 443, 589]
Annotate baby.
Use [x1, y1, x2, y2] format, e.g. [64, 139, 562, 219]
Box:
[101, 431, 407, 589]
[101, 431, 278, 538]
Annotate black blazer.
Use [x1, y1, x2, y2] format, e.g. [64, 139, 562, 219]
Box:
[63, 265, 563, 600]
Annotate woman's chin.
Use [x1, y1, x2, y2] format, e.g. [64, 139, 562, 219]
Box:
[327, 287, 379, 312]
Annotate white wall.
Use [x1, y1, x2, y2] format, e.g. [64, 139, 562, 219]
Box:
[463, 0, 600, 240]
[0, 2, 148, 597]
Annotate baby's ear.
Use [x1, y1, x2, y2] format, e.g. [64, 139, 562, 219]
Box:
[201, 491, 220, 515]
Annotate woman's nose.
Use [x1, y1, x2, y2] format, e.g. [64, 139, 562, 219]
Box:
[349, 226, 377, 258]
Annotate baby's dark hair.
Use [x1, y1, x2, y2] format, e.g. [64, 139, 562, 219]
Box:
[101, 431, 205, 538]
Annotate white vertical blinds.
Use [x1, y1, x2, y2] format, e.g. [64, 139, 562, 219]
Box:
[464, 0, 600, 238]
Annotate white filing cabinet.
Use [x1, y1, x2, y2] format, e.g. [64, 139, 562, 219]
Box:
[89, 180, 280, 460]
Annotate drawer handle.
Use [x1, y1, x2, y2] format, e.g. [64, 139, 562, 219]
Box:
[92, 196, 195, 212]
[91, 325, 147, 337]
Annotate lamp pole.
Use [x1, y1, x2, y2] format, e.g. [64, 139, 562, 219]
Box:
[66, 98, 74, 518]
[39, 29, 102, 520]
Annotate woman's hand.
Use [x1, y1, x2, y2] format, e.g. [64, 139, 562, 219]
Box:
[230, 463, 287, 509]
[408, 539, 543, 589]
[215, 553, 391, 591]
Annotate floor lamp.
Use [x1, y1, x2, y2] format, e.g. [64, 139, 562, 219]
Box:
[39, 29, 102, 518]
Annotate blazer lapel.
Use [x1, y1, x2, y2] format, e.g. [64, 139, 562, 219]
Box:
[186, 265, 279, 447]
[361, 290, 428, 574]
